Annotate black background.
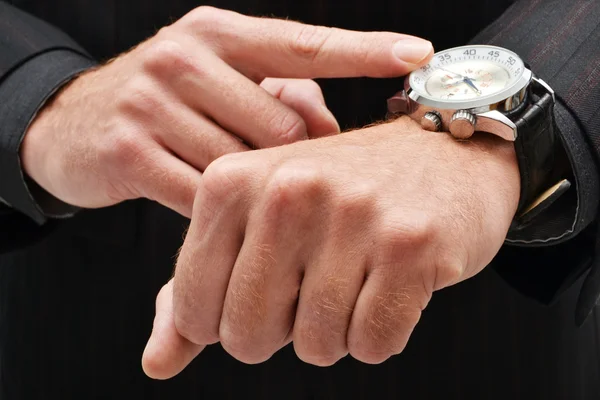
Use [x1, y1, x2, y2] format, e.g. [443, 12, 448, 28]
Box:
[5, 1, 600, 400]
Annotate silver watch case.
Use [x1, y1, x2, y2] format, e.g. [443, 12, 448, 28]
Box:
[388, 65, 553, 141]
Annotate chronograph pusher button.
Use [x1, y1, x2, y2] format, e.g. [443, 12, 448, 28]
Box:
[420, 111, 442, 132]
[449, 110, 477, 139]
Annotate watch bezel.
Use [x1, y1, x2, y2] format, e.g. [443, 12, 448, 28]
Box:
[406, 45, 532, 111]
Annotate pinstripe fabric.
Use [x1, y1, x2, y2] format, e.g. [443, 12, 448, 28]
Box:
[473, 0, 600, 159]
[1, 1, 600, 399]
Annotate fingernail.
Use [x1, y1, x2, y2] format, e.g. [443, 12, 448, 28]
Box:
[393, 39, 433, 65]
[320, 105, 341, 134]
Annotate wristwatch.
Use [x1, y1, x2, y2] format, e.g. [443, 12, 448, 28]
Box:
[387, 44, 571, 230]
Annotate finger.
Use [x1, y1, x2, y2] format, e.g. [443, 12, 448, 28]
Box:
[127, 151, 202, 218]
[261, 78, 340, 138]
[347, 265, 427, 364]
[293, 223, 366, 367]
[142, 280, 205, 380]
[172, 159, 247, 347]
[217, 170, 321, 363]
[183, 7, 433, 78]
[155, 101, 249, 170]
[161, 46, 310, 148]
[119, 78, 250, 170]
[292, 196, 374, 366]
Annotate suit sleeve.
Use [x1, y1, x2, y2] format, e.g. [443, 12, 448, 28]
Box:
[0, 1, 97, 251]
[471, 0, 600, 324]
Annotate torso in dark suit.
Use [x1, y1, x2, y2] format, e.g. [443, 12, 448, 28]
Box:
[1, 1, 600, 399]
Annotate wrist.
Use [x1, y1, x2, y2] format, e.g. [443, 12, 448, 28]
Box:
[387, 116, 520, 211]
[20, 80, 80, 212]
[21, 107, 82, 218]
[467, 133, 521, 218]
[21, 105, 54, 194]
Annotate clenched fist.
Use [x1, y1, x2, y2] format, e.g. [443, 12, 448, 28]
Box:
[142, 116, 521, 378]
[21, 6, 433, 217]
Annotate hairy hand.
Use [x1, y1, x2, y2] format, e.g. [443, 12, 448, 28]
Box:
[21, 7, 433, 217]
[142, 117, 520, 378]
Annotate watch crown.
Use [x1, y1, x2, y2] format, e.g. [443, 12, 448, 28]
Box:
[387, 90, 413, 114]
[421, 111, 442, 132]
[449, 110, 477, 139]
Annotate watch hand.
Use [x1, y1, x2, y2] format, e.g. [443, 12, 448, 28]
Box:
[440, 67, 480, 82]
[439, 67, 464, 79]
[463, 77, 482, 95]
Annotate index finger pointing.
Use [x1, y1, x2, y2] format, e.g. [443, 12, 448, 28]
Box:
[179, 7, 433, 80]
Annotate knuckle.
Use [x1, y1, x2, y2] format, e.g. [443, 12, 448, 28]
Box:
[188, 5, 224, 23]
[206, 152, 247, 174]
[294, 78, 323, 96]
[117, 76, 163, 117]
[264, 163, 323, 212]
[181, 6, 229, 36]
[290, 24, 332, 62]
[294, 334, 343, 367]
[348, 305, 421, 364]
[201, 154, 247, 205]
[219, 324, 271, 364]
[348, 346, 392, 365]
[100, 131, 145, 170]
[171, 266, 220, 345]
[433, 253, 465, 290]
[141, 38, 202, 79]
[376, 216, 437, 265]
[294, 345, 342, 367]
[303, 78, 322, 93]
[174, 313, 220, 345]
[293, 285, 351, 366]
[333, 190, 376, 224]
[348, 327, 396, 364]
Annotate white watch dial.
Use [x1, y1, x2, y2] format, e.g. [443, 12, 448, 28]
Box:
[408, 45, 526, 104]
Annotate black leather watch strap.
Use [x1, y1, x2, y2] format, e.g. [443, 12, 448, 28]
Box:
[511, 79, 571, 229]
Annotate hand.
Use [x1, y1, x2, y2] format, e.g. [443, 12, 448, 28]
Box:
[21, 7, 433, 217]
[142, 117, 520, 378]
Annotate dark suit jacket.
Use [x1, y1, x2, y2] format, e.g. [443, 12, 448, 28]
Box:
[1, 1, 600, 399]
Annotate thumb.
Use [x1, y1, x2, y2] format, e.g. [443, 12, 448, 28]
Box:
[142, 280, 205, 380]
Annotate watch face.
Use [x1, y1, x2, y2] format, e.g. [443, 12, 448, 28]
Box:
[408, 45, 529, 109]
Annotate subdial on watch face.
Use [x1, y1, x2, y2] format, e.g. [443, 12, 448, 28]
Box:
[472, 69, 494, 88]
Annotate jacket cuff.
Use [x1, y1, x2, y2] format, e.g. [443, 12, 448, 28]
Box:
[0, 49, 96, 225]
[492, 99, 600, 307]
[504, 99, 600, 246]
